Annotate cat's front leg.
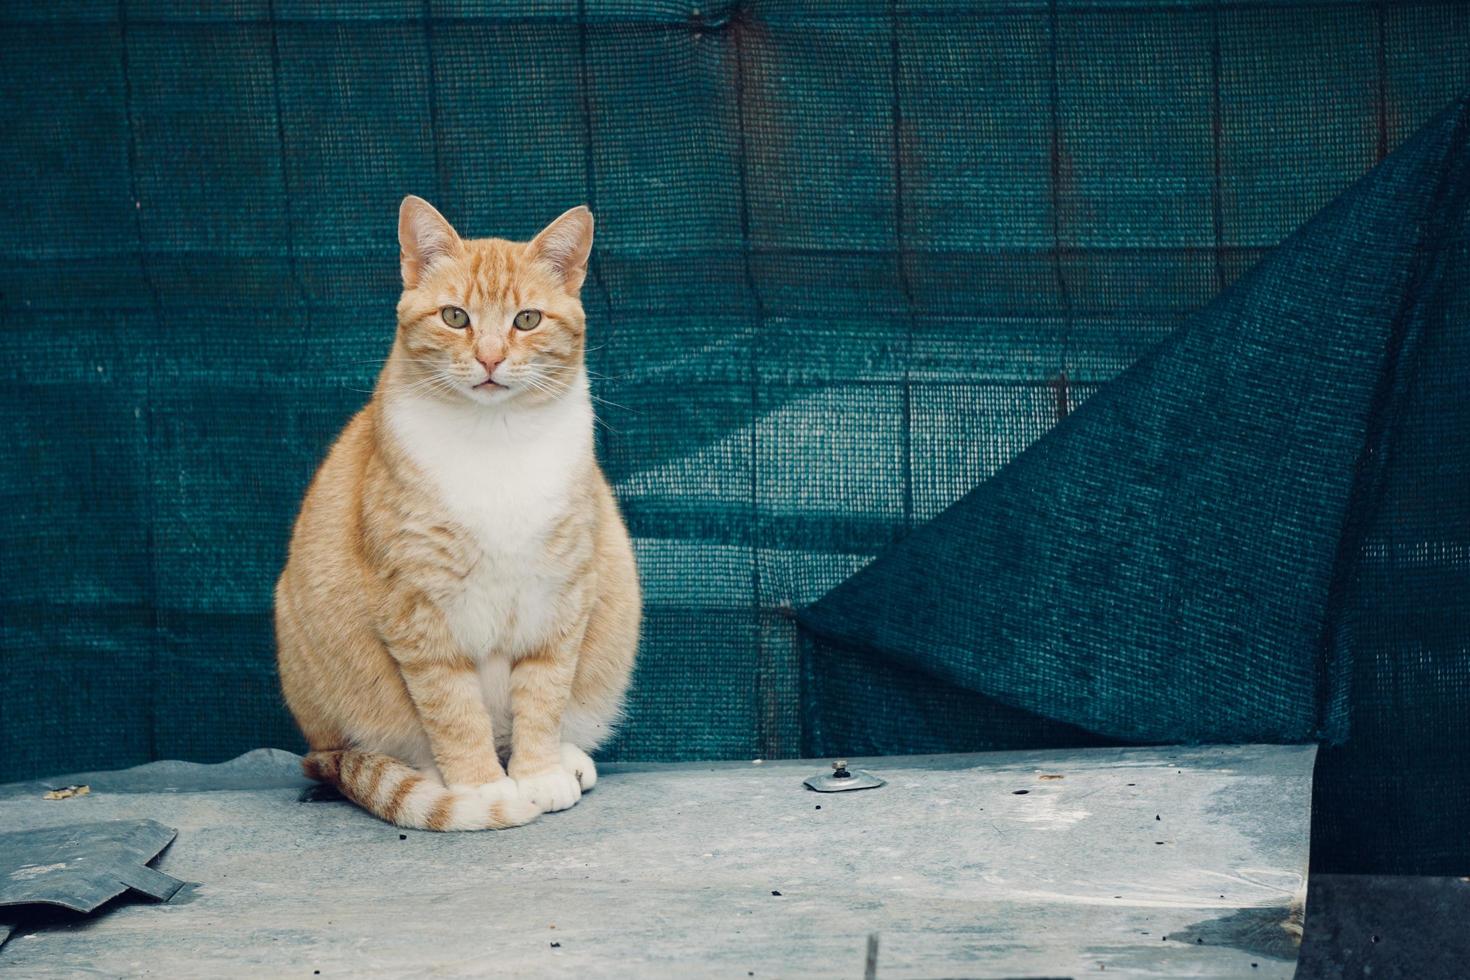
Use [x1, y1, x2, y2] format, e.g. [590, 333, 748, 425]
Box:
[507, 646, 583, 812]
[385, 590, 513, 795]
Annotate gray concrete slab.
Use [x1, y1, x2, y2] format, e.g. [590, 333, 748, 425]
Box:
[0, 744, 1314, 978]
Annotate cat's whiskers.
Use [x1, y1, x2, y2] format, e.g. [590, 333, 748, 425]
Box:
[540, 359, 632, 411]
[513, 366, 617, 433]
[586, 390, 634, 414]
[514, 365, 567, 395]
[517, 375, 573, 405]
[383, 368, 464, 402]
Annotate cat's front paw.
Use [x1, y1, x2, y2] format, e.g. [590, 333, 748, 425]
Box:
[515, 768, 582, 813]
[441, 777, 542, 829]
[559, 743, 597, 791]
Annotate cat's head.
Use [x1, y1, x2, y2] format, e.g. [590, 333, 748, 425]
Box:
[391, 196, 593, 408]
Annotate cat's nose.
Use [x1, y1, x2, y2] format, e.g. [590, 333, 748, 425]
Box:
[477, 354, 504, 377]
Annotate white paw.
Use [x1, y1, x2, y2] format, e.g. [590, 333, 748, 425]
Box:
[515, 768, 582, 813]
[560, 743, 598, 791]
[442, 777, 540, 829]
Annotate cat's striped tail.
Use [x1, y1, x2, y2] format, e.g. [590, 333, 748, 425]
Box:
[303, 749, 541, 831]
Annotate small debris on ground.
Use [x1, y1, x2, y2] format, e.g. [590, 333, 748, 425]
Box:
[399, 834, 407, 840]
[1038, 774, 1064, 780]
[550, 942, 561, 948]
[43, 785, 90, 800]
[1012, 790, 1030, 795]
[814, 805, 821, 810]
[771, 890, 782, 897]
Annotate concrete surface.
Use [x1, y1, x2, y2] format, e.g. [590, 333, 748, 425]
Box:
[0, 744, 1315, 977]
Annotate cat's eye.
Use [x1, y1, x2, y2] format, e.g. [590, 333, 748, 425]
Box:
[513, 310, 542, 331]
[440, 306, 469, 329]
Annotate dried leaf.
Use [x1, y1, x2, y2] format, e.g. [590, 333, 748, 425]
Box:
[43, 784, 91, 800]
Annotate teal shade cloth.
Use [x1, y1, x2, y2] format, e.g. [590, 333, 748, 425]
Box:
[801, 99, 1470, 874]
[2, 2, 1467, 874]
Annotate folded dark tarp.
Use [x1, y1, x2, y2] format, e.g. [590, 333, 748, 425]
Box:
[0, 819, 183, 950]
[800, 98, 1470, 872]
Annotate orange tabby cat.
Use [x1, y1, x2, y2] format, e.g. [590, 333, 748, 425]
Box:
[275, 197, 640, 831]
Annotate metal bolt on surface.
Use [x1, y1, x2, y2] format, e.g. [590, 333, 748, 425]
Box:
[804, 759, 885, 793]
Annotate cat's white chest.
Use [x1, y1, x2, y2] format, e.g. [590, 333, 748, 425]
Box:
[385, 387, 593, 660]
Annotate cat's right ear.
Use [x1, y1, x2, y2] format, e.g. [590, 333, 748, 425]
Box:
[398, 195, 461, 289]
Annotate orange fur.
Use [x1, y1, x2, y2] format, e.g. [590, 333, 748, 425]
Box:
[275, 198, 640, 830]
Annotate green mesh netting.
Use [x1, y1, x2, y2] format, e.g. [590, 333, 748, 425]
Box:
[2, 1, 1467, 874]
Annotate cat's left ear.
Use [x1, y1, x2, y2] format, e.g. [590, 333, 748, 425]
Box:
[528, 206, 594, 296]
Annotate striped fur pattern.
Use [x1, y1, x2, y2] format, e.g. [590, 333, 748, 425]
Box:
[275, 198, 640, 831]
[303, 749, 544, 832]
